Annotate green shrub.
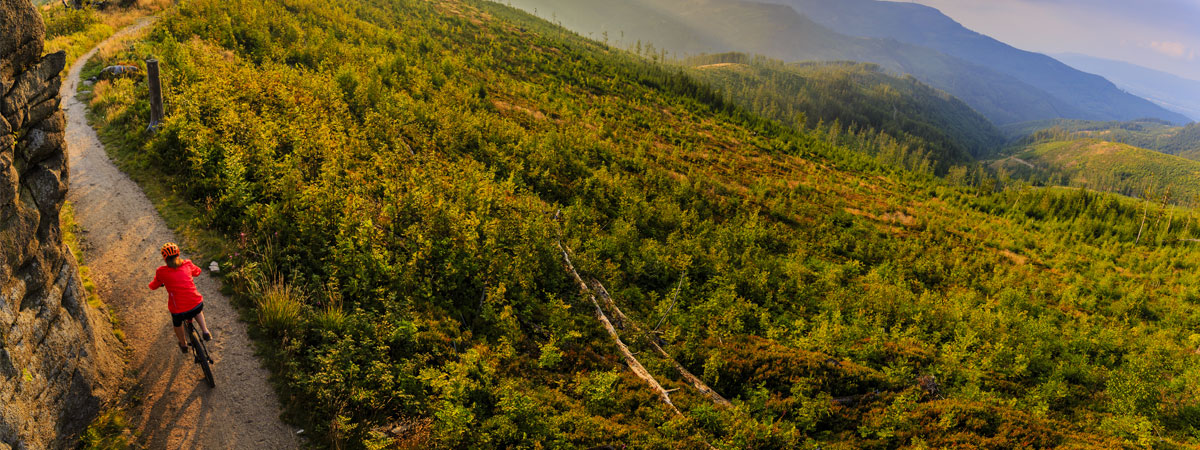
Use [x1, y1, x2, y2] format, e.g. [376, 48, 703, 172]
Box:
[42, 6, 100, 38]
[252, 278, 305, 335]
[537, 340, 563, 369]
[575, 371, 620, 415]
[80, 410, 133, 450]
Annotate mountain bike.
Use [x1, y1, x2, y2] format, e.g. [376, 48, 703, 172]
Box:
[183, 317, 215, 387]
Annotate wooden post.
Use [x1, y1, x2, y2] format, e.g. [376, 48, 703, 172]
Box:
[146, 58, 164, 132]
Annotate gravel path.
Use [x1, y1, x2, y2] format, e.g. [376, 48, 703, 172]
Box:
[62, 18, 302, 449]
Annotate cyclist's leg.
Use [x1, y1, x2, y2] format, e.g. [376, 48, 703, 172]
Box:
[195, 311, 212, 337]
[173, 325, 188, 345]
[171, 311, 188, 347]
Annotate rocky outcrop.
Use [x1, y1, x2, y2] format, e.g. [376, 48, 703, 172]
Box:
[1, 0, 122, 448]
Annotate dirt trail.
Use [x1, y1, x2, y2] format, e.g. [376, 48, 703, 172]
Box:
[62, 19, 301, 449]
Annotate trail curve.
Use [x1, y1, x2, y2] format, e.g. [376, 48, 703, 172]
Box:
[62, 18, 302, 450]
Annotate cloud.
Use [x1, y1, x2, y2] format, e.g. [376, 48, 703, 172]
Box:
[1150, 40, 1193, 60]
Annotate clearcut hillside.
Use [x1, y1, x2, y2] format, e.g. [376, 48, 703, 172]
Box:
[80, 0, 1200, 447]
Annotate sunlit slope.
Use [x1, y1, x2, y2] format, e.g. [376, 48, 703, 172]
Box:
[687, 55, 1004, 165]
[1008, 119, 1200, 161]
[1002, 138, 1200, 201]
[81, 0, 1200, 447]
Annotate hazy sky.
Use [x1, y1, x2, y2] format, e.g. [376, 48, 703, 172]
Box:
[910, 0, 1200, 81]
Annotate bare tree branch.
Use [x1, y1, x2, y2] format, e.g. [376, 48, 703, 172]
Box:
[651, 273, 686, 332]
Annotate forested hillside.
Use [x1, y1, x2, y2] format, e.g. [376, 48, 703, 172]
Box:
[82, 0, 1200, 447]
[1008, 119, 1200, 161]
[685, 54, 1004, 168]
[502, 0, 1087, 126]
[996, 138, 1200, 204]
[767, 0, 1192, 125]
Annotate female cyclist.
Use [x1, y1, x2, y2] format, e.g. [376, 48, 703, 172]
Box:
[149, 243, 213, 353]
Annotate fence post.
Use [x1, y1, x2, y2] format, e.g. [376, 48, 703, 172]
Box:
[146, 58, 164, 132]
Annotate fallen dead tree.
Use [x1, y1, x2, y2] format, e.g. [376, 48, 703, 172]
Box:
[590, 281, 732, 407]
[557, 242, 682, 416]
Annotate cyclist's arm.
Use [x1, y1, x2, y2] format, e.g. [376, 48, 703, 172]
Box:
[149, 275, 162, 290]
[186, 260, 201, 277]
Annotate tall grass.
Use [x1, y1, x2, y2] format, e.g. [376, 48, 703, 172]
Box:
[251, 276, 305, 335]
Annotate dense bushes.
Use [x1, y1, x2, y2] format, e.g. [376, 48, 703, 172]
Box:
[84, 0, 1200, 447]
[40, 0, 167, 64]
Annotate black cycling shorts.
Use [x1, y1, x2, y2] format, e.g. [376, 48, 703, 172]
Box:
[171, 303, 204, 327]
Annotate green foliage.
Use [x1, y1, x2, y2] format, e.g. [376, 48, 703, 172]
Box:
[41, 5, 114, 64]
[1007, 118, 1200, 159]
[42, 6, 101, 38]
[39, 0, 167, 66]
[1000, 138, 1200, 205]
[82, 0, 1200, 447]
[575, 370, 621, 415]
[537, 340, 563, 369]
[80, 410, 134, 450]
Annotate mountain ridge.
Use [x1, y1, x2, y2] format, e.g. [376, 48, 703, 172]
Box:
[503, 0, 1091, 126]
[685, 55, 1005, 167]
[1055, 52, 1200, 122]
[759, 0, 1193, 125]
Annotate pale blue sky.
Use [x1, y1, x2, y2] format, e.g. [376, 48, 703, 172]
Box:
[910, 0, 1200, 80]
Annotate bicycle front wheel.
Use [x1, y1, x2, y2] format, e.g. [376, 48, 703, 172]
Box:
[188, 323, 215, 388]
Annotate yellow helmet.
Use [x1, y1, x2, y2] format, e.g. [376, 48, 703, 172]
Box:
[160, 242, 180, 259]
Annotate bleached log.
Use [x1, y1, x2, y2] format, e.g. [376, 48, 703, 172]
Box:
[591, 280, 733, 408]
[557, 242, 682, 416]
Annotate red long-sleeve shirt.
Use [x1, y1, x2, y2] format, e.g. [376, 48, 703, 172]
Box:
[149, 260, 204, 313]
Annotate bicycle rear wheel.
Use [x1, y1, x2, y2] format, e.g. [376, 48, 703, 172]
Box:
[187, 322, 215, 388]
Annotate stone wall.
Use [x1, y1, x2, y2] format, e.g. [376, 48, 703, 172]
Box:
[1, 0, 122, 448]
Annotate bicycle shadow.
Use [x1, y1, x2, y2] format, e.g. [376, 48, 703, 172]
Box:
[129, 322, 218, 449]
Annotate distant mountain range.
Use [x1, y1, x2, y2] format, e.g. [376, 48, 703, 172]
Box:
[1054, 53, 1200, 123]
[761, 0, 1191, 126]
[503, 0, 1190, 127]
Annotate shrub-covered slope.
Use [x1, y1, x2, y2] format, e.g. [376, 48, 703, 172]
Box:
[85, 0, 1200, 447]
[1007, 119, 1200, 162]
[686, 54, 1004, 167]
[997, 138, 1200, 203]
